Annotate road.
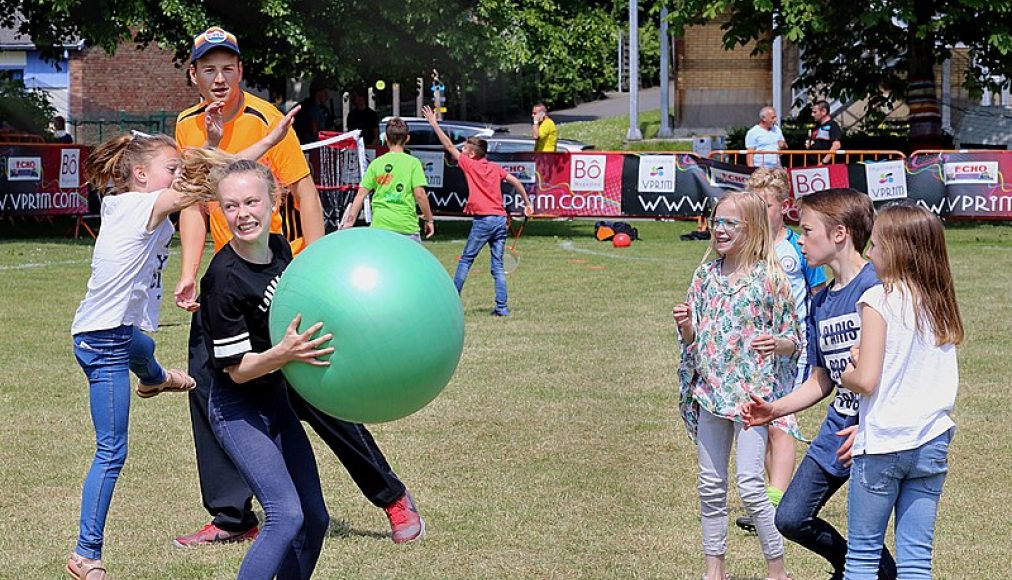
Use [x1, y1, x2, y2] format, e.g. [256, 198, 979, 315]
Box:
[503, 87, 665, 134]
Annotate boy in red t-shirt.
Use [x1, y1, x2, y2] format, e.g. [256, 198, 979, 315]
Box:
[422, 106, 533, 316]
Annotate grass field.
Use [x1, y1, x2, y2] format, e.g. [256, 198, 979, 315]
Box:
[558, 110, 694, 152]
[1, 219, 1010, 579]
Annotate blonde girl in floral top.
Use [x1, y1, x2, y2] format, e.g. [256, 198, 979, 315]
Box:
[673, 190, 801, 580]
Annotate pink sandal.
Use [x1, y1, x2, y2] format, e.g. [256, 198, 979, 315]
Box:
[136, 368, 196, 398]
[66, 552, 108, 579]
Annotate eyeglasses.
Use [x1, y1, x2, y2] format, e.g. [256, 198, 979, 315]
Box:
[708, 217, 744, 231]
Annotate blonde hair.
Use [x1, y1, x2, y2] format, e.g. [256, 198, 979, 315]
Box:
[746, 168, 790, 201]
[211, 158, 278, 208]
[174, 148, 277, 208]
[872, 203, 964, 346]
[702, 191, 784, 277]
[85, 133, 177, 194]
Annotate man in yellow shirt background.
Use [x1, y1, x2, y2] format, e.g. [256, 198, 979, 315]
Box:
[531, 103, 557, 152]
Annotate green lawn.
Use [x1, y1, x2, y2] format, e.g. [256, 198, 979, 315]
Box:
[558, 110, 694, 152]
[1, 220, 1009, 578]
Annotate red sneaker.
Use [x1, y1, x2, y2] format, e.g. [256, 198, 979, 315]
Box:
[384, 492, 425, 544]
[172, 523, 259, 547]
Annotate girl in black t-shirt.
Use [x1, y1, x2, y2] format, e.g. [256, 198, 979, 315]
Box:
[198, 158, 332, 580]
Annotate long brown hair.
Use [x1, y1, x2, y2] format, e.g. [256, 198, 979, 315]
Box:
[872, 203, 964, 346]
[84, 133, 177, 194]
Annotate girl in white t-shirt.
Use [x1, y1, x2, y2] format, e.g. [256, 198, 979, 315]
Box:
[67, 112, 295, 580]
[840, 203, 964, 579]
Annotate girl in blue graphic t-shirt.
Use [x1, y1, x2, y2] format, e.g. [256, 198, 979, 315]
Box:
[742, 188, 897, 580]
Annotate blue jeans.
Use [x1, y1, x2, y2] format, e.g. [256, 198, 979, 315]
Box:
[845, 429, 953, 580]
[72, 325, 166, 559]
[777, 455, 896, 580]
[209, 382, 329, 580]
[454, 215, 508, 314]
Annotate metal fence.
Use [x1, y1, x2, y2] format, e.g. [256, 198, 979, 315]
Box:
[69, 111, 179, 144]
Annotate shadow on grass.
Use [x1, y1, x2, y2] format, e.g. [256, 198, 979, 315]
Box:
[434, 219, 597, 241]
[326, 518, 389, 541]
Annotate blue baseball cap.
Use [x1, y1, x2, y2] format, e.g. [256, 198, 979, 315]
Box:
[191, 26, 240, 62]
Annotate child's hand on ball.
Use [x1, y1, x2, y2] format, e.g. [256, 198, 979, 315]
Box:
[279, 314, 334, 366]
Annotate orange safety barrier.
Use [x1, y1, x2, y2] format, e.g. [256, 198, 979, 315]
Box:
[708, 149, 906, 168]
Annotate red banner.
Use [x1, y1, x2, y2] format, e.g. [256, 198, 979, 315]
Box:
[0, 144, 89, 217]
[525, 153, 624, 216]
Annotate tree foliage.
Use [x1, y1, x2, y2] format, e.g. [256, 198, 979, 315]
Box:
[667, 0, 1012, 126]
[0, 76, 56, 135]
[0, 0, 663, 116]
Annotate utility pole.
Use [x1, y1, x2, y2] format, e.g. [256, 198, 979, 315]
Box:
[626, 0, 643, 141]
[657, 2, 673, 138]
[416, 77, 424, 116]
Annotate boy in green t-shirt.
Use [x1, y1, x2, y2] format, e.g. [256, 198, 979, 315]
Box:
[341, 118, 435, 239]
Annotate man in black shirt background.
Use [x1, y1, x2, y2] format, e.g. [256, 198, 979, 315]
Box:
[346, 89, 379, 146]
[805, 100, 842, 165]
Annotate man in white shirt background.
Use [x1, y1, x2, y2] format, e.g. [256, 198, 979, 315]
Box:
[745, 106, 787, 168]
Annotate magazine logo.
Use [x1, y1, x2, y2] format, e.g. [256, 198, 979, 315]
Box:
[943, 162, 998, 185]
[864, 160, 907, 201]
[709, 167, 750, 189]
[6, 157, 42, 181]
[637, 155, 675, 193]
[412, 151, 444, 188]
[570, 155, 606, 191]
[59, 149, 80, 189]
[790, 167, 831, 197]
[503, 162, 537, 184]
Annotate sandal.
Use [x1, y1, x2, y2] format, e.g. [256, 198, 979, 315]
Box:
[136, 368, 196, 398]
[66, 552, 108, 579]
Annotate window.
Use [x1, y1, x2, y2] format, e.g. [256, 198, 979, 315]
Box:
[493, 140, 534, 153]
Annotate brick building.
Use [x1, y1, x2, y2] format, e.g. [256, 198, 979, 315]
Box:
[674, 17, 987, 134]
[675, 16, 776, 129]
[1, 22, 199, 144]
[68, 40, 198, 143]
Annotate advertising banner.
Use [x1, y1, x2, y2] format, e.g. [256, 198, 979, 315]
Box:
[304, 148, 1012, 221]
[1, 144, 90, 217]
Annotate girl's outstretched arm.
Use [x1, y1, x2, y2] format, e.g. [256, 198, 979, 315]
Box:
[147, 186, 204, 231]
[237, 104, 301, 162]
[742, 367, 834, 427]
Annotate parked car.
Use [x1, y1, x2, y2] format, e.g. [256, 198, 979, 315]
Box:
[379, 117, 506, 149]
[484, 136, 594, 153]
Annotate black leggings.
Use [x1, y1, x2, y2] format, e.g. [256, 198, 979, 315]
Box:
[186, 311, 406, 531]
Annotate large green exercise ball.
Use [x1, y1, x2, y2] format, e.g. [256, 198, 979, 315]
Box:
[268, 228, 464, 423]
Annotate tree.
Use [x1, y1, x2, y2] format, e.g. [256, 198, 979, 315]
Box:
[0, 0, 632, 117]
[667, 0, 1012, 144]
[0, 76, 56, 135]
